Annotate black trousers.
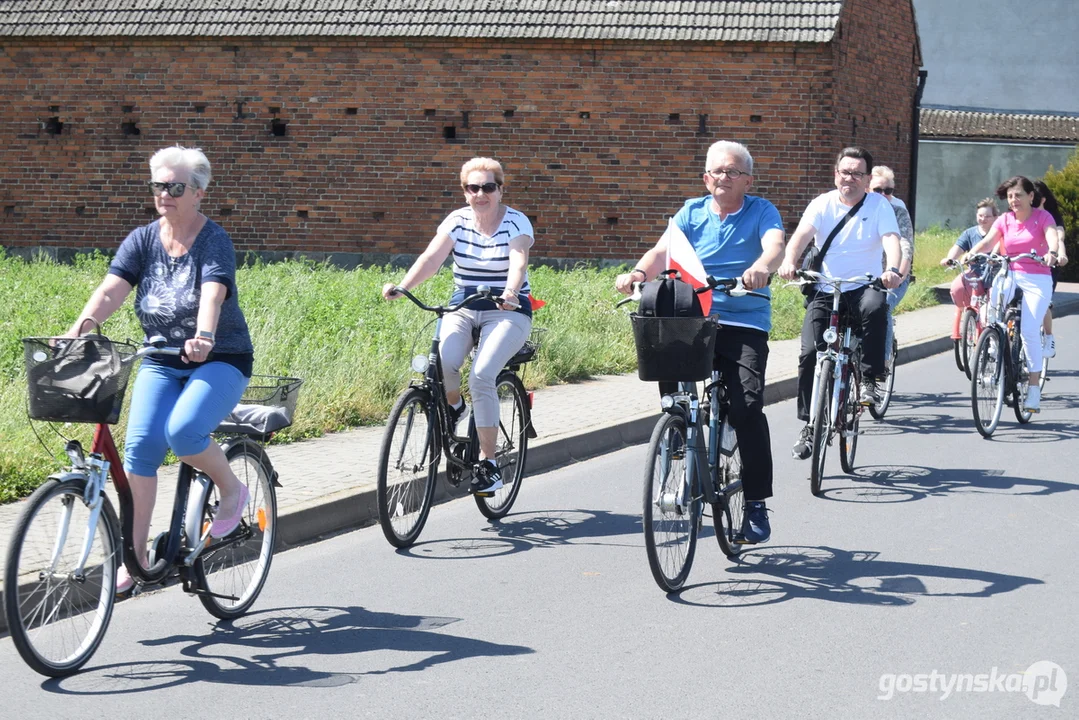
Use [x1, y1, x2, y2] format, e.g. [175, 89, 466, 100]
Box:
[660, 325, 773, 501]
[797, 286, 888, 421]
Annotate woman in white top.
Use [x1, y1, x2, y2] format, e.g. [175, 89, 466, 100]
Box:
[382, 158, 534, 494]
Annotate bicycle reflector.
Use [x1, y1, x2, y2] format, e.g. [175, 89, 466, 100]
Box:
[257, 507, 268, 532]
[411, 354, 429, 373]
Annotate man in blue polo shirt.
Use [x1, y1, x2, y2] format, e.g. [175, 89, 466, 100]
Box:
[616, 140, 786, 544]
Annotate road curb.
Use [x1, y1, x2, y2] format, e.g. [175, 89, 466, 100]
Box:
[271, 327, 990, 551]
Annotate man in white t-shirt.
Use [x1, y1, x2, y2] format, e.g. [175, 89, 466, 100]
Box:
[779, 147, 903, 460]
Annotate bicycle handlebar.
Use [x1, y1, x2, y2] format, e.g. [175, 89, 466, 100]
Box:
[390, 284, 499, 314]
[615, 275, 770, 308]
[789, 270, 885, 289]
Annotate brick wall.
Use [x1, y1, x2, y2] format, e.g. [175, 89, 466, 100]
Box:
[0, 1, 919, 263]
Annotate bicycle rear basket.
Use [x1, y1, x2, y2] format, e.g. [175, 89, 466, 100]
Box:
[630, 315, 718, 382]
[23, 336, 138, 424]
[506, 327, 547, 367]
[216, 375, 304, 435]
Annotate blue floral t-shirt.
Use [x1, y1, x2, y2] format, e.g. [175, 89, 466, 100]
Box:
[109, 218, 253, 375]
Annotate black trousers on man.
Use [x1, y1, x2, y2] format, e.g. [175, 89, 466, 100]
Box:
[796, 285, 888, 421]
[660, 325, 773, 501]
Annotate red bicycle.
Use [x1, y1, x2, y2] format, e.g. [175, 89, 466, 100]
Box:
[946, 253, 1001, 378]
[5, 334, 300, 677]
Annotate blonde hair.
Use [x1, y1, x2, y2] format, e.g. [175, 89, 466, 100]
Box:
[459, 157, 504, 187]
[871, 165, 896, 184]
[149, 145, 212, 190]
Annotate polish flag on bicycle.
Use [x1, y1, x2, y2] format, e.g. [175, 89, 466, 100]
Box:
[663, 218, 713, 315]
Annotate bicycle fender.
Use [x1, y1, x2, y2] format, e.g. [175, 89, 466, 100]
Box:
[47, 470, 89, 483]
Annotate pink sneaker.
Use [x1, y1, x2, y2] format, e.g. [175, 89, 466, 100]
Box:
[116, 565, 135, 595]
[210, 484, 250, 538]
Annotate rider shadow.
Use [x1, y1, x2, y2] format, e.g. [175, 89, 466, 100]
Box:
[820, 464, 1078, 503]
[400, 509, 642, 560]
[671, 545, 1041, 609]
[44, 605, 534, 695]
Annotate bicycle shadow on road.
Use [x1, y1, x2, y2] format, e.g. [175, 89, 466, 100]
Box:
[859, 392, 1079, 439]
[42, 605, 533, 695]
[818, 464, 1078, 503]
[670, 545, 1041, 609]
[398, 508, 642, 560]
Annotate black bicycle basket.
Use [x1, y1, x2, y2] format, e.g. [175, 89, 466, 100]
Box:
[23, 335, 138, 424]
[216, 375, 304, 435]
[630, 314, 718, 382]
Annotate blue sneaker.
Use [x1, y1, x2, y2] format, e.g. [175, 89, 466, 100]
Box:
[735, 501, 771, 544]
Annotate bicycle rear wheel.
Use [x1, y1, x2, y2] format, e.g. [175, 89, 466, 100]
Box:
[195, 440, 278, 620]
[810, 359, 835, 496]
[376, 388, 439, 548]
[643, 412, 698, 592]
[712, 418, 745, 559]
[971, 329, 1005, 438]
[870, 337, 897, 420]
[4, 478, 119, 677]
[475, 373, 529, 520]
[960, 309, 979, 378]
[840, 363, 862, 473]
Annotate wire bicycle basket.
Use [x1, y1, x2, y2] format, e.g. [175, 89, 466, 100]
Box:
[23, 336, 139, 424]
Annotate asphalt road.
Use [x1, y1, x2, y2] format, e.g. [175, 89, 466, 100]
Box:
[3, 317, 1078, 718]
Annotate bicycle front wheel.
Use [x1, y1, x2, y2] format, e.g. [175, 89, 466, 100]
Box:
[712, 418, 746, 559]
[810, 359, 835, 496]
[475, 373, 529, 520]
[195, 440, 278, 620]
[4, 478, 119, 677]
[971, 329, 1005, 438]
[840, 364, 862, 473]
[643, 412, 698, 592]
[960, 309, 979, 378]
[1014, 340, 1033, 424]
[870, 337, 897, 420]
[376, 387, 439, 548]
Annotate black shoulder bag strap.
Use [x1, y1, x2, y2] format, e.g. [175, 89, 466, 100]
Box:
[811, 194, 867, 272]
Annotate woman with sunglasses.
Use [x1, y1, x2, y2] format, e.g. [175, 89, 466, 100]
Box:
[870, 165, 914, 360]
[65, 145, 254, 592]
[966, 175, 1064, 412]
[382, 157, 534, 495]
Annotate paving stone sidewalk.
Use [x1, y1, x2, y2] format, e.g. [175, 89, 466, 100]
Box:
[2, 288, 1077, 603]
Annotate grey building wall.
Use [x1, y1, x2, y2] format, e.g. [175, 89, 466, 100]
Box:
[914, 140, 1075, 230]
[913, 0, 1079, 113]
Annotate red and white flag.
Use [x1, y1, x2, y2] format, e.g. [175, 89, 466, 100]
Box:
[663, 219, 712, 315]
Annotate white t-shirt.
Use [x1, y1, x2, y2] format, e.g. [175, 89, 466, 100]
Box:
[801, 190, 900, 292]
[437, 205, 535, 296]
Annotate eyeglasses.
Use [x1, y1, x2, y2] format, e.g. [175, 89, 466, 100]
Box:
[872, 187, 895, 196]
[148, 181, 190, 198]
[464, 182, 502, 195]
[837, 170, 867, 180]
[706, 168, 748, 179]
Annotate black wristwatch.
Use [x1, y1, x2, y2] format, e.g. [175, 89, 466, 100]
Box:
[887, 266, 901, 275]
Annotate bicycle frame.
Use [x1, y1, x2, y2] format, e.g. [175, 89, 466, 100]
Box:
[806, 284, 866, 437]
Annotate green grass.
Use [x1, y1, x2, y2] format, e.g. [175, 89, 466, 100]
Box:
[0, 230, 956, 502]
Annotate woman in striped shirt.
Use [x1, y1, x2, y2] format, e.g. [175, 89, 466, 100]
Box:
[382, 157, 534, 494]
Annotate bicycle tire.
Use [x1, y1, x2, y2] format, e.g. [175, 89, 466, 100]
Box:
[712, 417, 746, 559]
[642, 412, 698, 592]
[195, 440, 278, 620]
[971, 328, 1005, 438]
[475, 373, 529, 520]
[960, 309, 979, 379]
[840, 362, 861, 473]
[4, 477, 120, 677]
[870, 337, 898, 420]
[1014, 338, 1033, 424]
[376, 387, 439, 548]
[810, 358, 835, 496]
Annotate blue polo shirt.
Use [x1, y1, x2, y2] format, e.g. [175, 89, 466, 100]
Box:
[673, 194, 783, 332]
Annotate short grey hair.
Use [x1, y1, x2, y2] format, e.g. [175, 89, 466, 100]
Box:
[705, 141, 754, 175]
[871, 165, 896, 184]
[149, 145, 212, 190]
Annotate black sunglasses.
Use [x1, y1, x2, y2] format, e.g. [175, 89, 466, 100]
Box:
[872, 187, 895, 196]
[464, 182, 501, 195]
[148, 181, 190, 198]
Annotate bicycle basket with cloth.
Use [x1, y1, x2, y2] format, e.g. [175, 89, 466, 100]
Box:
[23, 335, 138, 424]
[215, 375, 303, 435]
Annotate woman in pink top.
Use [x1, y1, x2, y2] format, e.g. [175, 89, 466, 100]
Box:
[967, 175, 1064, 412]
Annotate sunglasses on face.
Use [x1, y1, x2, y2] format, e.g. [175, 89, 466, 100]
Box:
[464, 182, 502, 195]
[872, 187, 895, 195]
[148, 181, 190, 198]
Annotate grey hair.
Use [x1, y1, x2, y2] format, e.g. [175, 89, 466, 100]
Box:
[149, 145, 212, 190]
[871, 165, 896, 183]
[705, 141, 754, 175]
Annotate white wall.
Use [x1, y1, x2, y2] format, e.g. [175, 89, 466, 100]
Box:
[913, 0, 1079, 113]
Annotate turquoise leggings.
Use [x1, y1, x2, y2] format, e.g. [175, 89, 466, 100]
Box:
[123, 360, 249, 476]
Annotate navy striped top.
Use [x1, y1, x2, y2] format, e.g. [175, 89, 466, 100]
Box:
[437, 205, 535, 316]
